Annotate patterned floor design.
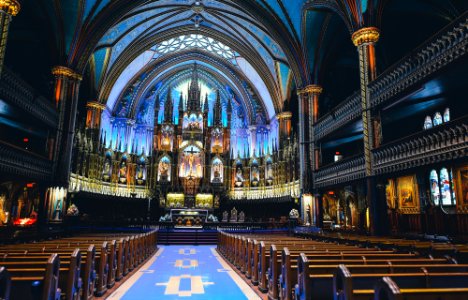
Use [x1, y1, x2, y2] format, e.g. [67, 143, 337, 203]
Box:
[107, 245, 260, 300]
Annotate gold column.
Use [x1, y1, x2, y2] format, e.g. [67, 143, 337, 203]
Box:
[304, 84, 322, 171]
[352, 27, 380, 176]
[0, 0, 20, 75]
[276, 111, 292, 147]
[52, 66, 83, 187]
[352, 27, 380, 234]
[86, 101, 106, 130]
[297, 89, 309, 195]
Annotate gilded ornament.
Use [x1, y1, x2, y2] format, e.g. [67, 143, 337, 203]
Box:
[297, 84, 322, 95]
[86, 101, 106, 110]
[0, 0, 20, 16]
[52, 66, 83, 81]
[352, 27, 380, 46]
[277, 112, 292, 120]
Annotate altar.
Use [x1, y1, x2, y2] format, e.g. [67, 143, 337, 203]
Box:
[170, 208, 209, 228]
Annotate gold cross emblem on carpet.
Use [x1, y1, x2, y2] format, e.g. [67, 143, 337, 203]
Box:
[175, 259, 199, 268]
[156, 274, 214, 297]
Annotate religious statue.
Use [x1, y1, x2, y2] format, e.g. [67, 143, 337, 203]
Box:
[159, 159, 170, 181]
[136, 163, 145, 184]
[235, 166, 243, 186]
[213, 163, 221, 178]
[119, 160, 127, 183]
[188, 153, 194, 176]
[52, 198, 63, 221]
[102, 158, 111, 181]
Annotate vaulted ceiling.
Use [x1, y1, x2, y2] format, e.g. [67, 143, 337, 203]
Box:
[7, 0, 468, 125]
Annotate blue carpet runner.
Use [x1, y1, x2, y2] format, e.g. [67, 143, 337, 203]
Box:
[109, 245, 260, 299]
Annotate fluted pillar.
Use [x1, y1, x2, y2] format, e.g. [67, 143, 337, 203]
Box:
[276, 112, 292, 149]
[352, 27, 380, 176]
[297, 89, 309, 195]
[249, 125, 257, 157]
[305, 85, 322, 171]
[0, 0, 20, 75]
[52, 66, 82, 187]
[86, 101, 106, 146]
[352, 27, 385, 234]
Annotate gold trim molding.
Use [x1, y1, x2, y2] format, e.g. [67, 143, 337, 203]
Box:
[86, 101, 106, 110]
[52, 66, 83, 81]
[0, 0, 20, 16]
[352, 27, 380, 46]
[297, 84, 323, 95]
[277, 112, 292, 120]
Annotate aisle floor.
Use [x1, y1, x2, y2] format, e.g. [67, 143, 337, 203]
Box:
[107, 245, 261, 300]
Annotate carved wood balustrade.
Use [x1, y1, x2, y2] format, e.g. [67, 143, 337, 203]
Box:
[0, 140, 53, 181]
[373, 116, 468, 175]
[0, 68, 58, 128]
[369, 12, 468, 109]
[314, 155, 366, 188]
[314, 91, 361, 141]
[313, 12, 468, 142]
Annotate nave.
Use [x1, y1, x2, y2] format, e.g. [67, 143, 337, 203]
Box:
[108, 245, 260, 300]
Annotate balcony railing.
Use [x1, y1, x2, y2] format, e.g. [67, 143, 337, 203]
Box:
[313, 12, 468, 141]
[369, 11, 468, 108]
[0, 68, 57, 128]
[0, 140, 53, 181]
[315, 154, 365, 188]
[372, 116, 468, 175]
[314, 91, 361, 141]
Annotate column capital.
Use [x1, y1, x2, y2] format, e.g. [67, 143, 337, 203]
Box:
[276, 111, 292, 120]
[52, 66, 83, 81]
[86, 101, 106, 110]
[297, 84, 323, 95]
[0, 0, 20, 16]
[352, 27, 380, 46]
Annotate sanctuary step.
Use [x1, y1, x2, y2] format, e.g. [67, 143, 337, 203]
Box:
[158, 229, 218, 245]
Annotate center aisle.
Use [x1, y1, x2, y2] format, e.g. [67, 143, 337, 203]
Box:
[108, 245, 261, 300]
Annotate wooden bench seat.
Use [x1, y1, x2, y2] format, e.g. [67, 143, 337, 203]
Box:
[334, 265, 468, 300]
[7, 254, 61, 300]
[2, 248, 82, 300]
[266, 246, 396, 299]
[294, 254, 467, 300]
[374, 276, 468, 300]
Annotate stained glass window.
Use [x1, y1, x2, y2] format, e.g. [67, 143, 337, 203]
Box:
[423, 116, 433, 130]
[153, 34, 239, 64]
[439, 168, 453, 206]
[433, 112, 443, 126]
[429, 169, 440, 205]
[443, 108, 450, 123]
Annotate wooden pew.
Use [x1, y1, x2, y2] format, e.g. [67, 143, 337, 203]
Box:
[3, 249, 82, 300]
[267, 243, 397, 299]
[279, 247, 420, 300]
[374, 276, 468, 300]
[334, 265, 468, 300]
[0, 266, 10, 300]
[1, 245, 96, 300]
[7, 253, 60, 300]
[294, 253, 457, 300]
